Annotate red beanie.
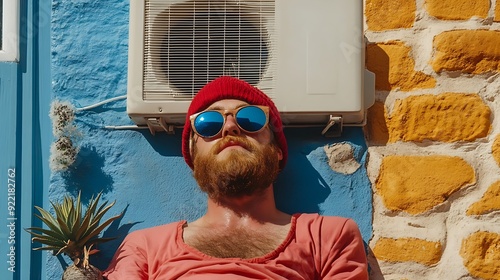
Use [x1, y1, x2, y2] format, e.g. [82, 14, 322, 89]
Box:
[182, 76, 287, 170]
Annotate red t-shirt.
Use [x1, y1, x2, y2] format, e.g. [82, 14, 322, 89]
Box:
[103, 213, 368, 279]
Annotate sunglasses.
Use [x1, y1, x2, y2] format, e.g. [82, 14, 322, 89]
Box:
[190, 105, 270, 138]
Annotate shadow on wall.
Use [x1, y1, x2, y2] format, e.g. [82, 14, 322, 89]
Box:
[275, 141, 331, 214]
[274, 127, 369, 215]
[61, 145, 114, 202]
[366, 246, 384, 280]
[140, 128, 185, 157]
[366, 43, 390, 91]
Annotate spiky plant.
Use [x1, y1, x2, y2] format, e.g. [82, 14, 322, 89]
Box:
[26, 192, 122, 280]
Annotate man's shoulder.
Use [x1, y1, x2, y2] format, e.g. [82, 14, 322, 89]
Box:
[294, 213, 361, 246]
[295, 213, 358, 236]
[295, 213, 352, 225]
[125, 220, 184, 241]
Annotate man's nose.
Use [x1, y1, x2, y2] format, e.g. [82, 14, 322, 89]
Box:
[221, 115, 241, 137]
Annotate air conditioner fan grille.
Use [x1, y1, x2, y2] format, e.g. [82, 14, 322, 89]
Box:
[143, 0, 276, 101]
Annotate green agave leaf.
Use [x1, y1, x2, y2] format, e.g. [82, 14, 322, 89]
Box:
[65, 203, 76, 231]
[30, 216, 66, 242]
[59, 197, 76, 231]
[56, 215, 72, 239]
[96, 200, 114, 218]
[74, 203, 93, 241]
[78, 212, 122, 246]
[79, 194, 112, 239]
[84, 236, 118, 251]
[31, 236, 66, 248]
[90, 192, 102, 209]
[34, 207, 64, 236]
[95, 199, 109, 217]
[85, 201, 115, 234]
[26, 227, 66, 242]
[85, 193, 102, 220]
[71, 192, 83, 239]
[28, 231, 63, 243]
[62, 196, 73, 214]
[30, 236, 63, 247]
[51, 201, 65, 223]
[89, 236, 116, 244]
[32, 245, 63, 252]
[68, 207, 81, 239]
[78, 203, 100, 237]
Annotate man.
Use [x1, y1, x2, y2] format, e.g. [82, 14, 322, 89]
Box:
[103, 76, 368, 279]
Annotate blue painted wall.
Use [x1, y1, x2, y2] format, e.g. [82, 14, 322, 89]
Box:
[46, 0, 372, 278]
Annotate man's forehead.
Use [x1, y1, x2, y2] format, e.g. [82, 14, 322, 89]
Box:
[206, 99, 249, 110]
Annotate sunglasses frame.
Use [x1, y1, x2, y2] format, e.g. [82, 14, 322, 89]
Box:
[190, 105, 270, 138]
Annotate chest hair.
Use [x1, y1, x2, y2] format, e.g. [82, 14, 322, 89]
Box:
[186, 227, 288, 259]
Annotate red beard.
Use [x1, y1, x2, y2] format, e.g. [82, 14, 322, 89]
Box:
[192, 136, 281, 201]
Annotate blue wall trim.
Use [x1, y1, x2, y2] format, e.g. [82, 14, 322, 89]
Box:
[0, 62, 20, 280]
[0, 0, 51, 279]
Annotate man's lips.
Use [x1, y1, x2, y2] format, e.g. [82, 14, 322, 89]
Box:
[217, 140, 248, 153]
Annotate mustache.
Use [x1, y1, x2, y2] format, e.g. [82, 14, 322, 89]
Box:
[211, 136, 256, 154]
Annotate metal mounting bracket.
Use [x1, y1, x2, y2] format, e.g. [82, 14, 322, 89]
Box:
[146, 117, 175, 135]
[321, 116, 343, 137]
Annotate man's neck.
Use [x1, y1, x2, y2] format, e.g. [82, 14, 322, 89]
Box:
[183, 186, 292, 259]
[197, 186, 290, 228]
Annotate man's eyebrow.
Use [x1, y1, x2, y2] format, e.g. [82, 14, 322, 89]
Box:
[207, 103, 248, 110]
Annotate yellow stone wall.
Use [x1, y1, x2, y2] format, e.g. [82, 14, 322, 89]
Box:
[364, 0, 500, 279]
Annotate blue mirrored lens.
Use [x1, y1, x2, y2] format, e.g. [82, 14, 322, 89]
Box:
[236, 106, 267, 132]
[194, 111, 224, 137]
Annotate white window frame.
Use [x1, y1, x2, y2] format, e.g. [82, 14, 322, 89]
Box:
[0, 1, 19, 62]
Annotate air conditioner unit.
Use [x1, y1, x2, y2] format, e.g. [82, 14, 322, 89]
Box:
[127, 0, 375, 136]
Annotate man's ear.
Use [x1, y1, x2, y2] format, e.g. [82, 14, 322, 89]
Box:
[276, 147, 283, 161]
